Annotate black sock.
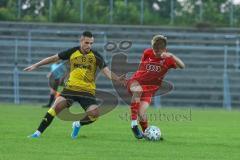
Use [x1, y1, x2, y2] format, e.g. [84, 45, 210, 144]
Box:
[80, 115, 96, 126]
[47, 94, 55, 107]
[37, 112, 55, 133]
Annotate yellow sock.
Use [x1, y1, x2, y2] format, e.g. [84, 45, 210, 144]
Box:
[47, 108, 56, 117]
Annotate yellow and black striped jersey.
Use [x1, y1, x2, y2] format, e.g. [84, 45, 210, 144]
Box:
[58, 46, 107, 95]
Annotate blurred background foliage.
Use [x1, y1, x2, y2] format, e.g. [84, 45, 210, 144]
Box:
[0, 0, 240, 27]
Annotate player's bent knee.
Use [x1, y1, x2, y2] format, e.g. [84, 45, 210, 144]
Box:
[87, 108, 100, 121]
[52, 96, 69, 114]
[130, 86, 142, 93]
[129, 80, 142, 92]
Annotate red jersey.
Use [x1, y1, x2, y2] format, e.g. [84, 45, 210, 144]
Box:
[130, 48, 177, 87]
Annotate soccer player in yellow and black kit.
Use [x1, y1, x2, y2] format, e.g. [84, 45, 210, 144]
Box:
[24, 31, 125, 139]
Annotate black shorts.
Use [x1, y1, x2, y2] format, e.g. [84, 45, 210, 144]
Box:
[60, 88, 98, 111]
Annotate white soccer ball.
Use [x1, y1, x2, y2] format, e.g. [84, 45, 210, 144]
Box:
[144, 126, 161, 141]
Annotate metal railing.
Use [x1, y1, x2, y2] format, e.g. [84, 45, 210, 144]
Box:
[13, 38, 20, 104]
[223, 46, 232, 110]
[2, 30, 238, 107]
[10, 30, 107, 104]
[236, 39, 240, 71]
[27, 29, 107, 65]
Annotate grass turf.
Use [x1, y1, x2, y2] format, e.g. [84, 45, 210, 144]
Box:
[0, 103, 239, 160]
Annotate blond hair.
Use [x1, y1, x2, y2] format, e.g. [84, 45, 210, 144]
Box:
[151, 35, 167, 48]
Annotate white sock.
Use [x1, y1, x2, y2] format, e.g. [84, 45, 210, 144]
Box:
[131, 120, 138, 128]
[73, 121, 80, 127]
[34, 130, 41, 136]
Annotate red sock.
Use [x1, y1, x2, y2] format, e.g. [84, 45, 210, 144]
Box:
[139, 120, 148, 132]
[130, 102, 140, 120]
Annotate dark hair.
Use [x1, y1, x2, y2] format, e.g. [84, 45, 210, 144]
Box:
[82, 31, 93, 38]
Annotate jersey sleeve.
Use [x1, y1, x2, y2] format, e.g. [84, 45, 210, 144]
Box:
[58, 46, 79, 60]
[167, 56, 177, 69]
[94, 51, 107, 69]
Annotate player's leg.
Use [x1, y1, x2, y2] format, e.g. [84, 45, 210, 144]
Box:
[139, 92, 164, 140]
[138, 86, 154, 132]
[129, 80, 142, 124]
[81, 105, 99, 125]
[128, 80, 144, 139]
[71, 93, 99, 139]
[29, 96, 70, 138]
[42, 89, 56, 108]
[139, 84, 161, 132]
[138, 101, 149, 132]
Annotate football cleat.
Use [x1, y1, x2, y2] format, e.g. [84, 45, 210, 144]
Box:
[71, 121, 81, 139]
[28, 131, 41, 138]
[131, 125, 143, 139]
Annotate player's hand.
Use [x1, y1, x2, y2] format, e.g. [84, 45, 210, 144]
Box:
[23, 64, 38, 71]
[117, 74, 127, 86]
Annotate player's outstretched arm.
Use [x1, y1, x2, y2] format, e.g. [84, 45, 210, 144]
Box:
[168, 53, 185, 69]
[101, 67, 126, 86]
[24, 54, 60, 72]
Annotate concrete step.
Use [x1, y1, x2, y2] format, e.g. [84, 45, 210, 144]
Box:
[1, 21, 240, 33]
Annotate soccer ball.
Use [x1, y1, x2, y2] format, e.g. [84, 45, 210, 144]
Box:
[144, 126, 161, 141]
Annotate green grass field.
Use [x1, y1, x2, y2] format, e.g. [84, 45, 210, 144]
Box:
[0, 103, 239, 160]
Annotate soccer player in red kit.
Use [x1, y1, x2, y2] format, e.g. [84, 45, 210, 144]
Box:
[127, 35, 185, 139]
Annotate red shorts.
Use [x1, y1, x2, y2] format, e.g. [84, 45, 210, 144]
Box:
[127, 79, 159, 104]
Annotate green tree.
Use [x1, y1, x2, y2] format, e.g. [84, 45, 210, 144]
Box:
[21, 0, 48, 22]
[174, 0, 229, 27]
[51, 0, 78, 22]
[0, 0, 16, 21]
[144, 0, 182, 25]
[112, 0, 139, 24]
[0, 0, 8, 7]
[202, 0, 229, 26]
[234, 4, 240, 26]
[81, 0, 109, 24]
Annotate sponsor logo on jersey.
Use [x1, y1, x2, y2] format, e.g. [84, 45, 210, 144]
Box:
[146, 64, 161, 72]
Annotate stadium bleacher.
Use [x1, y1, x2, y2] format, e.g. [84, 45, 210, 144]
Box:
[0, 21, 239, 108]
